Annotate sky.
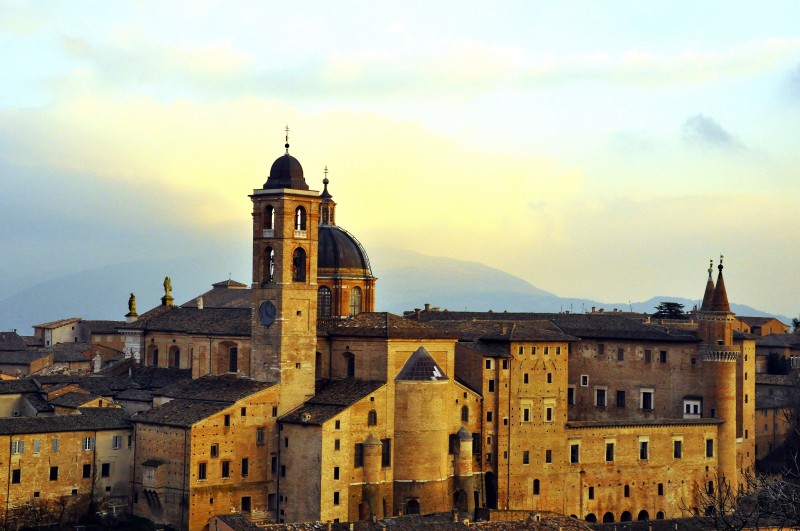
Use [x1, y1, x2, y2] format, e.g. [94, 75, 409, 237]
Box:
[1, 1, 799, 318]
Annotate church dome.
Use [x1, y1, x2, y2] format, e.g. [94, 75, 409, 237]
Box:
[263, 153, 309, 190]
[318, 225, 372, 275]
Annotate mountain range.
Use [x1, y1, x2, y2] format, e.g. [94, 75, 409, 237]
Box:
[0, 246, 788, 334]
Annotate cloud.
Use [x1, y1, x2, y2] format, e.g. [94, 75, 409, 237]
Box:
[682, 114, 744, 149]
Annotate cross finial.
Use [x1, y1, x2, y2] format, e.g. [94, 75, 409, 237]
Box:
[284, 125, 290, 154]
[719, 254, 724, 271]
[324, 165, 328, 178]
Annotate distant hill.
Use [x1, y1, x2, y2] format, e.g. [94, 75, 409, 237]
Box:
[0, 246, 789, 334]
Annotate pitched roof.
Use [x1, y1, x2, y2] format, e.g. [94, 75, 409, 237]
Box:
[396, 347, 448, 381]
[49, 391, 101, 408]
[0, 407, 130, 435]
[23, 392, 53, 413]
[0, 379, 41, 394]
[80, 320, 126, 334]
[0, 350, 50, 365]
[40, 342, 93, 362]
[0, 332, 27, 351]
[756, 373, 798, 386]
[280, 379, 385, 425]
[756, 333, 800, 349]
[132, 398, 230, 427]
[211, 514, 263, 531]
[326, 313, 454, 339]
[123, 307, 251, 336]
[423, 319, 576, 342]
[181, 282, 251, 309]
[551, 314, 699, 343]
[456, 341, 511, 360]
[33, 318, 82, 329]
[157, 374, 274, 402]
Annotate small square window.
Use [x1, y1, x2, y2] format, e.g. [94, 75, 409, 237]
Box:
[580, 375, 589, 387]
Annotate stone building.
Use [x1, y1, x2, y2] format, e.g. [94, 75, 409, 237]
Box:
[109, 142, 762, 529]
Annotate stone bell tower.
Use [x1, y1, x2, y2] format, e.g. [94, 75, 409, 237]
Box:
[250, 133, 321, 412]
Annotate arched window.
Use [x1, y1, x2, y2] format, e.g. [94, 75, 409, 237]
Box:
[317, 287, 332, 318]
[620, 511, 632, 522]
[349, 287, 362, 316]
[149, 346, 159, 367]
[343, 352, 355, 378]
[603, 512, 614, 523]
[229, 346, 238, 373]
[265, 205, 275, 230]
[656, 511, 665, 520]
[405, 499, 420, 515]
[169, 346, 180, 368]
[637, 510, 650, 521]
[367, 410, 377, 426]
[295, 206, 306, 231]
[585, 514, 597, 523]
[320, 204, 328, 225]
[461, 405, 469, 422]
[263, 246, 275, 283]
[292, 248, 306, 282]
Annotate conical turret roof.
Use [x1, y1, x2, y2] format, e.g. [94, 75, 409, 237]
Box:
[700, 260, 715, 311]
[710, 259, 731, 313]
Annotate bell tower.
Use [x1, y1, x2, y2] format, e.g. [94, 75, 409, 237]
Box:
[250, 133, 321, 412]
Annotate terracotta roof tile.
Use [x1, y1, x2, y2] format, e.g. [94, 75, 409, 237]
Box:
[0, 407, 130, 435]
[280, 379, 384, 425]
[326, 313, 454, 339]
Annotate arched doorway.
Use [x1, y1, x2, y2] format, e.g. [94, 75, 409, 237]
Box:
[603, 512, 614, 523]
[621, 511, 632, 521]
[453, 490, 468, 512]
[638, 510, 649, 521]
[405, 499, 420, 515]
[656, 511, 665, 520]
[484, 472, 498, 509]
[585, 513, 597, 523]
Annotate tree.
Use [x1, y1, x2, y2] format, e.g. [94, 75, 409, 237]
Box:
[652, 301, 687, 319]
[792, 316, 800, 333]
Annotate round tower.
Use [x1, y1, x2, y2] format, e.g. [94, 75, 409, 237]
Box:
[362, 433, 384, 519]
[697, 258, 739, 487]
[454, 426, 475, 516]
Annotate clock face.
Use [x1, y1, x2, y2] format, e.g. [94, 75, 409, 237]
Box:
[258, 301, 276, 326]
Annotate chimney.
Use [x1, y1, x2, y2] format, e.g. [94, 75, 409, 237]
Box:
[591, 306, 596, 313]
[424, 303, 431, 312]
[197, 296, 204, 310]
[414, 309, 421, 319]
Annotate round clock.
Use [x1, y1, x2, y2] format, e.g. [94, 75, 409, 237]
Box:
[258, 301, 276, 326]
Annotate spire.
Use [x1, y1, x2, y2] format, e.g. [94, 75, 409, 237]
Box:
[700, 259, 715, 311]
[710, 254, 731, 312]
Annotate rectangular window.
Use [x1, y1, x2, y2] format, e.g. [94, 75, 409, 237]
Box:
[333, 492, 340, 506]
[83, 437, 95, 451]
[335, 419, 340, 429]
[486, 411, 493, 422]
[354, 443, 364, 468]
[485, 359, 492, 369]
[281, 465, 286, 477]
[83, 464, 91, 478]
[198, 462, 207, 480]
[518, 346, 523, 355]
[660, 350, 668, 363]
[101, 463, 110, 477]
[523, 408, 531, 422]
[333, 466, 340, 480]
[547, 373, 552, 384]
[674, 440, 683, 459]
[472, 433, 480, 455]
[639, 440, 649, 460]
[617, 347, 624, 361]
[545, 450, 552, 463]
[33, 439, 41, 453]
[595, 388, 607, 407]
[52, 438, 59, 452]
[524, 373, 529, 384]
[11, 440, 23, 454]
[570, 443, 580, 464]
[658, 483, 664, 495]
[502, 359, 508, 369]
[598, 343, 605, 356]
[224, 414, 231, 427]
[271, 456, 277, 475]
[50, 466, 59, 481]
[580, 375, 589, 387]
[556, 346, 561, 355]
[382, 439, 391, 467]
[624, 484, 630, 497]
[545, 406, 553, 422]
[128, 435, 133, 448]
[531, 346, 537, 355]
[221, 461, 230, 478]
[588, 486, 594, 499]
[211, 444, 219, 458]
[241, 458, 249, 478]
[523, 451, 530, 465]
[544, 346, 550, 355]
[644, 349, 652, 363]
[241, 407, 247, 417]
[272, 406, 278, 417]
[284, 437, 288, 448]
[256, 428, 265, 445]
[605, 442, 615, 462]
[241, 496, 251, 512]
[567, 386, 575, 405]
[641, 389, 654, 411]
[11, 470, 20, 484]
[335, 439, 341, 451]
[706, 439, 714, 458]
[488, 379, 495, 392]
[112, 435, 121, 450]
[616, 390, 626, 408]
